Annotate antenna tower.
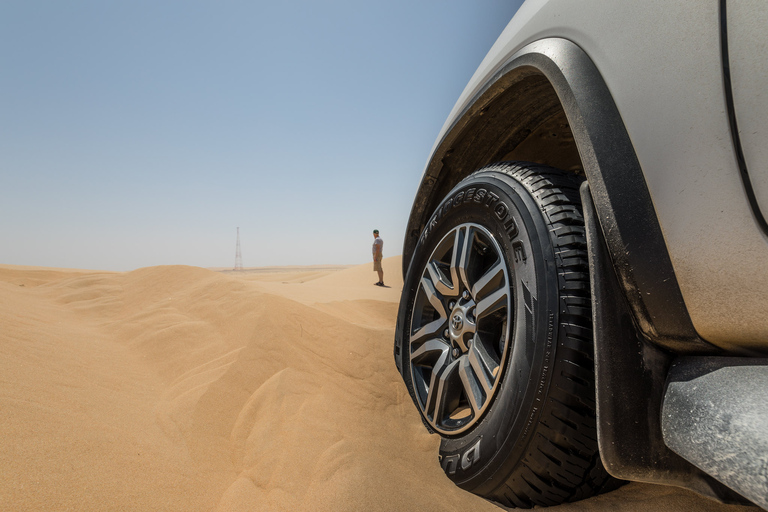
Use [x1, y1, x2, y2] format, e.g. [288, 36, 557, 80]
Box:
[234, 227, 243, 271]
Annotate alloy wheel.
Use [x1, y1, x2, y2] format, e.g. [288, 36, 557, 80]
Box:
[409, 223, 512, 435]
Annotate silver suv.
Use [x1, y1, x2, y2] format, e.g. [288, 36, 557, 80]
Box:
[394, 0, 768, 508]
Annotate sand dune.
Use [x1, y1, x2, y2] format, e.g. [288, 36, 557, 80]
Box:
[0, 258, 753, 511]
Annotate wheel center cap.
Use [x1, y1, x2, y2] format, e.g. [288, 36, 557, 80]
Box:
[451, 313, 464, 332]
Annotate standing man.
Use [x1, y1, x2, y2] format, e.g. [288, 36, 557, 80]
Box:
[372, 229, 384, 286]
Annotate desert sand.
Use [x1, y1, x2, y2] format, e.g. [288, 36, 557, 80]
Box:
[0, 257, 754, 511]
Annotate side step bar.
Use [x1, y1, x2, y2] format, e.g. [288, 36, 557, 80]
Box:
[663, 357, 768, 509]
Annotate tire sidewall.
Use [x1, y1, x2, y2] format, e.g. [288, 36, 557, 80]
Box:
[398, 170, 561, 489]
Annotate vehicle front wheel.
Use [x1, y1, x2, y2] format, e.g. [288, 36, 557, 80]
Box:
[396, 162, 616, 508]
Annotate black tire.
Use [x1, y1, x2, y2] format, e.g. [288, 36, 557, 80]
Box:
[396, 162, 616, 508]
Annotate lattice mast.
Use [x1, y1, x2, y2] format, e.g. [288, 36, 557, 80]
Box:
[234, 227, 243, 271]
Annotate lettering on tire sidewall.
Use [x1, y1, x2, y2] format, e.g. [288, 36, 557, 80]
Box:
[420, 185, 521, 247]
[440, 438, 482, 476]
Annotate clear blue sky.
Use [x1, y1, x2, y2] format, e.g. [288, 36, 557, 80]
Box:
[1, 1, 523, 271]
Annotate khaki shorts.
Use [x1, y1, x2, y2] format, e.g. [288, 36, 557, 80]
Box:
[373, 258, 382, 272]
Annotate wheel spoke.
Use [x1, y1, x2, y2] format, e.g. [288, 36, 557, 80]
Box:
[475, 286, 508, 319]
[424, 357, 460, 422]
[411, 274, 448, 346]
[421, 275, 447, 317]
[471, 260, 505, 301]
[468, 337, 498, 392]
[426, 260, 454, 297]
[458, 357, 484, 416]
[454, 226, 473, 293]
[411, 319, 445, 347]
[410, 337, 450, 365]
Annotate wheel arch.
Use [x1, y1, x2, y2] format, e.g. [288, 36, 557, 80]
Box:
[403, 37, 713, 353]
